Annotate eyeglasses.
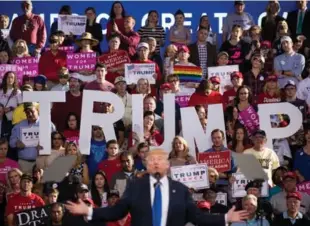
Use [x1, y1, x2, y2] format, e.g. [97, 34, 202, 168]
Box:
[168, 79, 178, 83]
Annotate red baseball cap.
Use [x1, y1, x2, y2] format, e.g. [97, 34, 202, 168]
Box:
[283, 172, 297, 180]
[266, 74, 278, 82]
[160, 83, 172, 90]
[230, 71, 243, 80]
[286, 192, 302, 201]
[178, 45, 190, 53]
[209, 76, 220, 84]
[261, 40, 272, 49]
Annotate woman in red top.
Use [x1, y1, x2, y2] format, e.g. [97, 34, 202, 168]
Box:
[257, 74, 281, 104]
[188, 79, 223, 108]
[128, 111, 163, 149]
[63, 112, 80, 144]
[106, 1, 126, 41]
[5, 168, 22, 201]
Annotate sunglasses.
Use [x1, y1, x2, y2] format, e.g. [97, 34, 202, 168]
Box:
[59, 74, 69, 79]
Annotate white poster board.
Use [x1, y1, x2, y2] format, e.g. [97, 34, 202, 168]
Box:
[125, 63, 156, 84]
[232, 172, 269, 198]
[170, 164, 209, 189]
[208, 65, 239, 94]
[58, 15, 87, 35]
[216, 192, 227, 206]
[21, 127, 39, 148]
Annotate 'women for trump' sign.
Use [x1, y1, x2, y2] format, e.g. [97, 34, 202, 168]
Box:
[66, 52, 97, 71]
[238, 105, 260, 136]
[11, 57, 39, 77]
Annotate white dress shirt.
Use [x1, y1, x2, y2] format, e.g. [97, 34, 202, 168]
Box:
[150, 175, 169, 226]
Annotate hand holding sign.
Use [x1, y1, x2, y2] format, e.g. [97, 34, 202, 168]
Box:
[16, 140, 25, 149]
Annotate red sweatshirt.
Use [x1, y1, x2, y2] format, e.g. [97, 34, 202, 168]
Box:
[188, 91, 223, 107]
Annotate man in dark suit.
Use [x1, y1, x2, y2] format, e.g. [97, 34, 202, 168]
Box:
[188, 28, 217, 79]
[65, 149, 249, 226]
[286, 0, 310, 39]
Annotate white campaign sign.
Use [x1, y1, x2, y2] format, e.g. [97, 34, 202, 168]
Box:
[216, 192, 227, 206]
[232, 173, 269, 198]
[208, 65, 239, 94]
[21, 127, 39, 147]
[58, 15, 87, 35]
[171, 164, 209, 189]
[125, 63, 156, 84]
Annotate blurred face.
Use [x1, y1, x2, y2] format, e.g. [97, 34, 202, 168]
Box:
[231, 77, 243, 87]
[59, 76, 68, 85]
[107, 143, 119, 157]
[115, 81, 127, 93]
[148, 40, 156, 53]
[51, 205, 63, 223]
[138, 147, 149, 160]
[247, 188, 260, 197]
[144, 98, 156, 112]
[287, 198, 300, 213]
[25, 107, 39, 122]
[297, 0, 308, 10]
[148, 12, 158, 24]
[108, 195, 119, 206]
[20, 179, 32, 192]
[48, 193, 58, 204]
[81, 39, 91, 47]
[121, 155, 134, 172]
[138, 79, 149, 94]
[253, 134, 266, 149]
[217, 55, 229, 66]
[92, 126, 104, 139]
[211, 131, 224, 147]
[144, 114, 155, 129]
[274, 169, 285, 185]
[0, 17, 9, 29]
[94, 174, 105, 189]
[198, 29, 208, 42]
[208, 172, 217, 184]
[251, 56, 263, 68]
[6, 72, 15, 86]
[200, 16, 209, 28]
[0, 51, 9, 64]
[283, 177, 297, 192]
[124, 17, 135, 31]
[233, 107, 239, 119]
[138, 47, 149, 60]
[231, 27, 242, 39]
[282, 40, 293, 52]
[109, 37, 120, 50]
[0, 143, 8, 158]
[16, 41, 27, 54]
[86, 9, 96, 21]
[68, 115, 77, 130]
[22, 2, 33, 14]
[146, 152, 170, 175]
[235, 128, 245, 141]
[238, 88, 249, 101]
[52, 134, 63, 149]
[235, 3, 245, 14]
[242, 199, 257, 215]
[175, 14, 184, 26]
[204, 190, 217, 203]
[269, 2, 279, 14]
[67, 144, 77, 155]
[113, 3, 123, 16]
[58, 35, 65, 44]
[267, 80, 277, 89]
[34, 83, 43, 91]
[77, 190, 89, 200]
[178, 51, 190, 62]
[197, 107, 206, 120]
[174, 138, 185, 152]
[33, 168, 42, 181]
[200, 118, 207, 132]
[168, 77, 179, 91]
[166, 48, 176, 58]
[95, 67, 107, 80]
[294, 40, 303, 50]
[9, 171, 20, 185]
[69, 78, 81, 92]
[285, 85, 297, 98]
[305, 130, 310, 143]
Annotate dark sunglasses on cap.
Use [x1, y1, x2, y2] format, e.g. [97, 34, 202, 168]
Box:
[59, 74, 69, 79]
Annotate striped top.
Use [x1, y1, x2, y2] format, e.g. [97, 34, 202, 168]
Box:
[138, 25, 166, 53]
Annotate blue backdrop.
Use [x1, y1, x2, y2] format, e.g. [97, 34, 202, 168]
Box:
[0, 1, 297, 50]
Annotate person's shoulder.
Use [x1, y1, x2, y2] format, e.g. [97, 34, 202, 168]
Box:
[243, 148, 254, 153]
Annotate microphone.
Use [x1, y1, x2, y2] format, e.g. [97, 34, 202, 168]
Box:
[153, 172, 161, 188]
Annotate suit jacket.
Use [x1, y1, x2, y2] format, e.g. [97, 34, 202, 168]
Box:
[188, 42, 217, 71]
[92, 174, 225, 226]
[286, 9, 310, 39]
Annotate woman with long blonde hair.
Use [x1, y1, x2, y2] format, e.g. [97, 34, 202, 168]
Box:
[273, 20, 290, 56]
[135, 78, 151, 97]
[6, 168, 22, 199]
[11, 39, 31, 57]
[169, 136, 196, 167]
[257, 74, 281, 104]
[65, 142, 89, 185]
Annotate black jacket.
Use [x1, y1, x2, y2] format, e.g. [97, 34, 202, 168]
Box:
[272, 213, 310, 226]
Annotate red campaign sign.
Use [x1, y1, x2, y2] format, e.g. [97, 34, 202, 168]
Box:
[98, 50, 130, 68]
[297, 181, 310, 195]
[11, 57, 39, 77]
[198, 151, 231, 172]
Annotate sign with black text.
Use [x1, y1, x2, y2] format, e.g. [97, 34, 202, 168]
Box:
[15, 205, 51, 226]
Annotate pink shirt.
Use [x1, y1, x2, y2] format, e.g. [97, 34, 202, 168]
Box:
[0, 158, 19, 185]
